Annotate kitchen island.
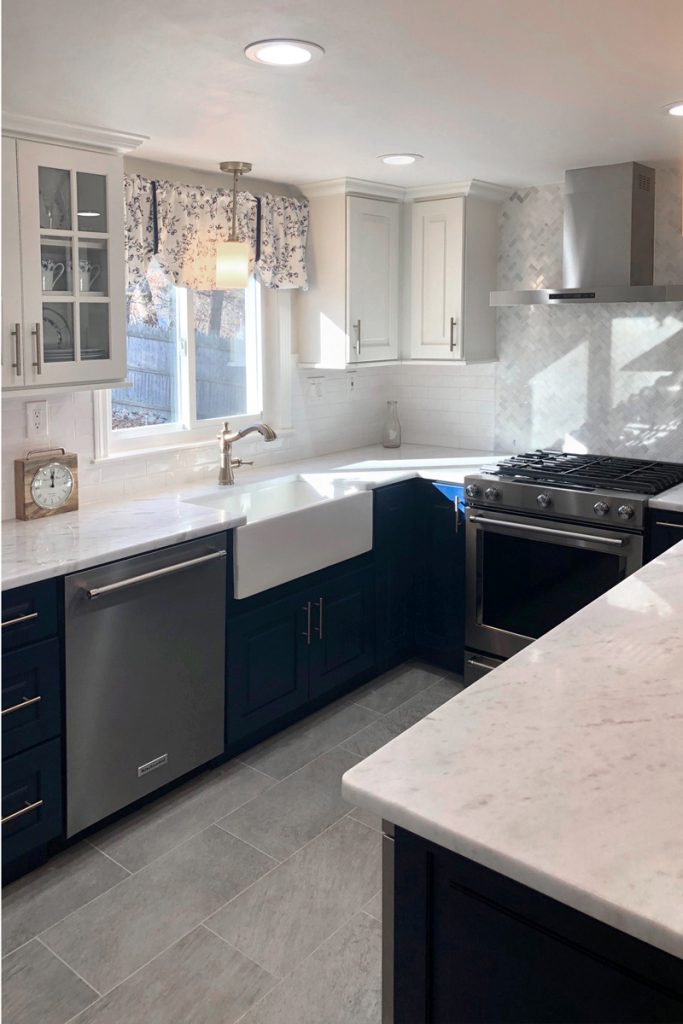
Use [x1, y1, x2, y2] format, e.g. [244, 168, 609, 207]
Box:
[343, 539, 683, 1022]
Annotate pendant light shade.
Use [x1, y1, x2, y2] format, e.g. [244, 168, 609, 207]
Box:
[217, 160, 252, 290]
[216, 240, 250, 289]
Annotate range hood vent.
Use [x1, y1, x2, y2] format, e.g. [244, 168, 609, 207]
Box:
[490, 162, 683, 306]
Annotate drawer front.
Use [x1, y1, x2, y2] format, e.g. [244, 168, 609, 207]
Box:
[2, 639, 61, 758]
[2, 738, 63, 865]
[2, 579, 59, 653]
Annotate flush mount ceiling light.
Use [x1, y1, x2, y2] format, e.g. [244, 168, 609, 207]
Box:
[379, 153, 423, 166]
[216, 161, 252, 290]
[665, 101, 683, 116]
[244, 39, 324, 66]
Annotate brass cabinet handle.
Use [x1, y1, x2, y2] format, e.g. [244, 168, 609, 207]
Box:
[10, 323, 22, 376]
[353, 320, 361, 355]
[302, 601, 312, 644]
[2, 611, 38, 630]
[31, 322, 43, 375]
[655, 521, 683, 530]
[2, 799, 44, 826]
[449, 317, 457, 352]
[2, 695, 42, 717]
[314, 598, 324, 640]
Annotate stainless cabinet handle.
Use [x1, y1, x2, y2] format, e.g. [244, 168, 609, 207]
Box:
[468, 514, 625, 547]
[10, 323, 22, 376]
[2, 695, 42, 717]
[2, 799, 43, 826]
[454, 497, 460, 534]
[2, 611, 39, 629]
[86, 550, 226, 599]
[314, 598, 324, 640]
[353, 320, 361, 355]
[466, 657, 497, 671]
[449, 317, 457, 353]
[655, 521, 683, 530]
[31, 322, 43, 375]
[302, 601, 312, 644]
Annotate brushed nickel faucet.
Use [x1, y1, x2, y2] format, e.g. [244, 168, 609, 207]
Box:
[217, 421, 277, 485]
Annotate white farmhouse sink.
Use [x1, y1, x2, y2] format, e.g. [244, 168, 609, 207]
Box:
[184, 476, 373, 598]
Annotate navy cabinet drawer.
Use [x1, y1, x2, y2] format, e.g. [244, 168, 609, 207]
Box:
[2, 579, 59, 653]
[2, 639, 61, 759]
[2, 738, 63, 866]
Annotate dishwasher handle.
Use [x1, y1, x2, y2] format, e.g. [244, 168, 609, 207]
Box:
[86, 550, 227, 600]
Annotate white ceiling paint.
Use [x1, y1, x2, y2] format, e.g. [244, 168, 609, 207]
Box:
[3, 0, 683, 187]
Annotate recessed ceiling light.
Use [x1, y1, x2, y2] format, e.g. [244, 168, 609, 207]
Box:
[664, 101, 683, 116]
[379, 153, 423, 166]
[244, 39, 324, 66]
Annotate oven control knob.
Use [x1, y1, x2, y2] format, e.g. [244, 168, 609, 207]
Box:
[465, 484, 481, 499]
[593, 500, 610, 516]
[484, 487, 499, 501]
[536, 493, 551, 509]
[617, 504, 634, 520]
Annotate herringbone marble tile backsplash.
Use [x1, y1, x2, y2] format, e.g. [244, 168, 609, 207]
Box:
[494, 165, 683, 459]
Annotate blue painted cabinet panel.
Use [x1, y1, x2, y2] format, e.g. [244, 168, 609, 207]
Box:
[2, 578, 59, 653]
[2, 638, 62, 759]
[2, 738, 63, 868]
[309, 565, 375, 700]
[647, 510, 683, 560]
[374, 482, 416, 669]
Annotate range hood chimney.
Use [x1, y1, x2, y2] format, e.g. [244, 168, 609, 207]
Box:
[490, 162, 683, 306]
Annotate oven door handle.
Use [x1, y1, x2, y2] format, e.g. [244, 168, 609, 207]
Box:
[468, 514, 626, 547]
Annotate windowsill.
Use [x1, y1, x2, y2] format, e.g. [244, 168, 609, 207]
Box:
[92, 428, 295, 464]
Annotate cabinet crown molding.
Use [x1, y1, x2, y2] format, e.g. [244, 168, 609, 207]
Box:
[2, 113, 148, 154]
[405, 179, 512, 202]
[300, 176, 511, 203]
[300, 177, 406, 201]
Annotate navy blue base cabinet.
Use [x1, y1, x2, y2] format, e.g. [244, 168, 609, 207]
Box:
[374, 481, 416, 671]
[647, 509, 683, 560]
[394, 827, 683, 1023]
[226, 558, 375, 751]
[414, 481, 466, 674]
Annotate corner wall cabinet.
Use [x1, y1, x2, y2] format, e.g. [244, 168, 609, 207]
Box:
[2, 135, 126, 391]
[410, 193, 499, 362]
[296, 186, 400, 367]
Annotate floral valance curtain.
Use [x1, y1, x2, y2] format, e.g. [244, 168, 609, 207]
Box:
[124, 173, 309, 297]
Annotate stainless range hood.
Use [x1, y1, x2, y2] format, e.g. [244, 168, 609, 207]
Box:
[490, 162, 683, 306]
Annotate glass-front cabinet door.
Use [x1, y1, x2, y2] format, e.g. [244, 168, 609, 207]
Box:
[14, 140, 125, 387]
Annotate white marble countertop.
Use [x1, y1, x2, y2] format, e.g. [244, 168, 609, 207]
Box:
[2, 444, 501, 591]
[343, 539, 683, 960]
[650, 482, 683, 513]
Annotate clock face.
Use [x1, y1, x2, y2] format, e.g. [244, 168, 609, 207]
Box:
[31, 462, 74, 511]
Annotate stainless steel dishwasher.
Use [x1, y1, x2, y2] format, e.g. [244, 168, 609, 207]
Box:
[64, 533, 227, 837]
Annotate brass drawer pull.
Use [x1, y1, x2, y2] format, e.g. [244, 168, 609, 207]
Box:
[2, 695, 42, 717]
[2, 798, 43, 826]
[302, 601, 312, 645]
[2, 611, 39, 629]
[314, 598, 324, 640]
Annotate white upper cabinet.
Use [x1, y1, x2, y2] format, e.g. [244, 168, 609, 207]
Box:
[409, 191, 500, 362]
[347, 197, 399, 363]
[2, 132, 131, 392]
[296, 183, 400, 368]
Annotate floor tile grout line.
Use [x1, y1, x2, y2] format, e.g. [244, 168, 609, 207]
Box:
[200, 922, 282, 982]
[215, 820, 285, 864]
[35, 935, 103, 999]
[86, 840, 133, 876]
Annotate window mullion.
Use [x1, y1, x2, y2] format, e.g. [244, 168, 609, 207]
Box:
[175, 287, 192, 430]
[185, 289, 198, 430]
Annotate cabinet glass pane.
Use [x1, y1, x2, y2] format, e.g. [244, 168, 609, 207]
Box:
[79, 304, 110, 361]
[41, 239, 72, 295]
[39, 167, 72, 230]
[77, 173, 107, 232]
[78, 242, 108, 296]
[43, 303, 75, 363]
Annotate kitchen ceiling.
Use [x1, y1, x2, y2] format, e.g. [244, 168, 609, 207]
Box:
[3, 0, 683, 188]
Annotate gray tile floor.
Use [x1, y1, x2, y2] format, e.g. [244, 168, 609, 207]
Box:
[2, 661, 463, 1024]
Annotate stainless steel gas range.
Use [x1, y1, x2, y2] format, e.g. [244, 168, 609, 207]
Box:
[463, 450, 683, 684]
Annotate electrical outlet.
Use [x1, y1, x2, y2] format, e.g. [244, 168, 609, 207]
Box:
[307, 376, 324, 402]
[26, 400, 48, 439]
[346, 372, 359, 399]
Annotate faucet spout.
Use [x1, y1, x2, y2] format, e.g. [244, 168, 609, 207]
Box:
[217, 421, 277, 485]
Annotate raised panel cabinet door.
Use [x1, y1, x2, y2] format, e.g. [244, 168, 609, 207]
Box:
[226, 591, 310, 746]
[374, 482, 416, 667]
[2, 738, 63, 868]
[308, 565, 375, 700]
[2, 639, 62, 759]
[647, 511, 683, 560]
[347, 196, 399, 363]
[15, 139, 126, 388]
[2, 137, 25, 388]
[410, 197, 464, 360]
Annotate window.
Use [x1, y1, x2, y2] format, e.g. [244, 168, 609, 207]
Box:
[106, 267, 262, 450]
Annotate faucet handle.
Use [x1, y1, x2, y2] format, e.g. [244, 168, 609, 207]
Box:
[231, 458, 254, 468]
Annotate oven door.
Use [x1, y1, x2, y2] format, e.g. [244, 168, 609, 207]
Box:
[466, 508, 643, 659]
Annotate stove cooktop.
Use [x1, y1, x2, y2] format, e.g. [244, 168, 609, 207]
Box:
[491, 450, 683, 496]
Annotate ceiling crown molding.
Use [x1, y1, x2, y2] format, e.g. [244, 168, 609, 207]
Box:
[301, 175, 511, 203]
[300, 177, 406, 201]
[405, 179, 512, 202]
[2, 113, 148, 154]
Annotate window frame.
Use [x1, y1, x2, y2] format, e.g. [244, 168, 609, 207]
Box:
[96, 277, 264, 456]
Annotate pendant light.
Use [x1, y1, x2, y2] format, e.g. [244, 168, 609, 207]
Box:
[216, 161, 252, 289]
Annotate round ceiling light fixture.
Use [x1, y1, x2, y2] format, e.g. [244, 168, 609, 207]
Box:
[664, 100, 683, 116]
[379, 153, 423, 166]
[244, 39, 325, 66]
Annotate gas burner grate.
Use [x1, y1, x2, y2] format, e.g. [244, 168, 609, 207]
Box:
[493, 450, 683, 495]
